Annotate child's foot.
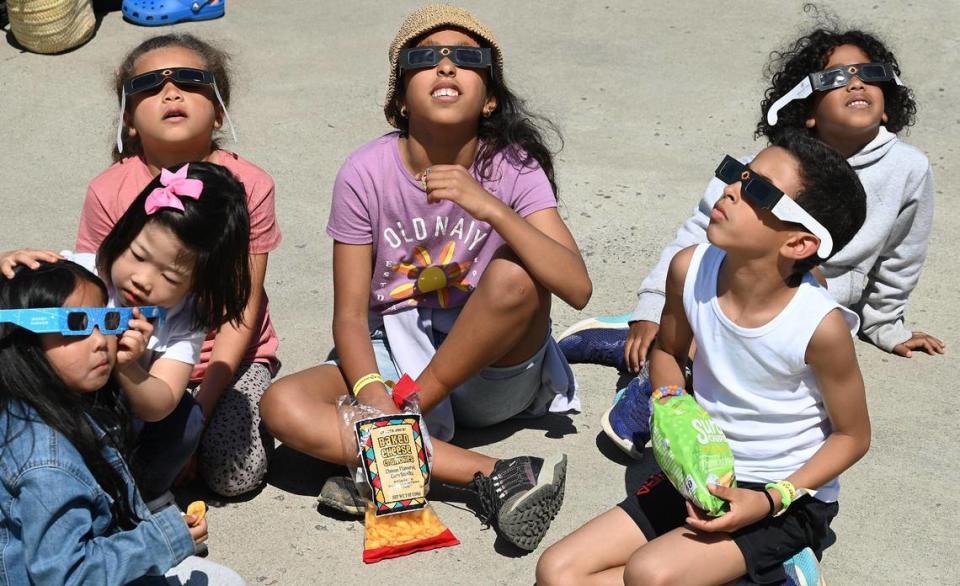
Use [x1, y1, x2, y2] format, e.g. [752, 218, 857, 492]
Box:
[783, 547, 826, 586]
[600, 365, 653, 459]
[471, 453, 567, 551]
[317, 474, 365, 517]
[557, 314, 630, 371]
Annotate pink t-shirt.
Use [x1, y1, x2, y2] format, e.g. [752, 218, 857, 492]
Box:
[327, 132, 557, 315]
[76, 151, 282, 382]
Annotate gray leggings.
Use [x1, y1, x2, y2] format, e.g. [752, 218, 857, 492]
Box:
[193, 362, 274, 497]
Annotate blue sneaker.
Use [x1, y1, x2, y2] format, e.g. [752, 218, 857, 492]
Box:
[783, 547, 825, 586]
[558, 314, 630, 371]
[600, 366, 653, 459]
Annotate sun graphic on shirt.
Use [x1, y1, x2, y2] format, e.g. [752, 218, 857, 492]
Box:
[388, 240, 472, 308]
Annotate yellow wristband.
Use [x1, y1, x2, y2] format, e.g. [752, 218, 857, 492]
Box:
[351, 373, 383, 397]
[765, 480, 797, 516]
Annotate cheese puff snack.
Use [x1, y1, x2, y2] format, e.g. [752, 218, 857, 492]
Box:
[339, 375, 458, 563]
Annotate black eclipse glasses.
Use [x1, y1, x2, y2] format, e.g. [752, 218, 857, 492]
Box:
[117, 67, 236, 153]
[767, 62, 903, 125]
[714, 155, 833, 258]
[123, 67, 216, 96]
[399, 46, 493, 71]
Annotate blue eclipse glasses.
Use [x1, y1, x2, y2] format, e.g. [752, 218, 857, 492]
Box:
[0, 306, 166, 336]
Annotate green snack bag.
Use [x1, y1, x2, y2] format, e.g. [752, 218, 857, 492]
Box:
[651, 389, 736, 517]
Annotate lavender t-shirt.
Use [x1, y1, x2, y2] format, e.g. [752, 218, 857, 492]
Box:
[327, 132, 558, 315]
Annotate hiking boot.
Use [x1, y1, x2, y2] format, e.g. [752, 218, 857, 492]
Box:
[600, 365, 653, 459]
[783, 547, 826, 586]
[471, 453, 567, 551]
[558, 314, 630, 371]
[317, 474, 365, 517]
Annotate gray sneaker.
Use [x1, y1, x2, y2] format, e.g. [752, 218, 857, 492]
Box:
[317, 475, 365, 517]
[471, 453, 567, 551]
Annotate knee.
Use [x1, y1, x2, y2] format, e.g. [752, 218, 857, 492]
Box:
[623, 553, 672, 586]
[535, 543, 580, 586]
[259, 379, 294, 439]
[479, 256, 542, 313]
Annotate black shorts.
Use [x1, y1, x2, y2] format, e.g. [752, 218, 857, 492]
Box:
[618, 472, 839, 585]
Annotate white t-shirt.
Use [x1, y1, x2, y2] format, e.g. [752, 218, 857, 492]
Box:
[682, 245, 859, 502]
[61, 252, 205, 368]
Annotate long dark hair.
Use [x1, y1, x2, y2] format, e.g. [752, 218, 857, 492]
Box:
[0, 261, 140, 530]
[113, 33, 232, 161]
[756, 10, 916, 140]
[386, 34, 563, 197]
[96, 162, 251, 331]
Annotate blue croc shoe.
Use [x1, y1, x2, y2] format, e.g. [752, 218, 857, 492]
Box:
[558, 313, 630, 371]
[600, 365, 653, 459]
[123, 0, 225, 26]
[783, 547, 826, 586]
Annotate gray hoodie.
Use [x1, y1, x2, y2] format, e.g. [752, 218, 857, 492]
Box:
[629, 127, 934, 352]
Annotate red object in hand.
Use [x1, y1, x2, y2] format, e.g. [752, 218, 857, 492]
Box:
[392, 374, 419, 408]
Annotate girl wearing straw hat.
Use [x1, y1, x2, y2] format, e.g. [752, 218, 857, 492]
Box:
[260, 4, 591, 552]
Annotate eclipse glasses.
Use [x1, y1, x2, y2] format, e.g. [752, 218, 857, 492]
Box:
[767, 62, 903, 125]
[714, 155, 833, 258]
[0, 306, 166, 336]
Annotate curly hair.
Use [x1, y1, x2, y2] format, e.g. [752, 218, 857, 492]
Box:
[771, 129, 867, 278]
[756, 24, 917, 140]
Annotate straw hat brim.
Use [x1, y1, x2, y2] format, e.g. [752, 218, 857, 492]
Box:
[384, 4, 504, 127]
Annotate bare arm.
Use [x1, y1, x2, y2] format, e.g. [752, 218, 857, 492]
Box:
[193, 253, 269, 420]
[648, 246, 697, 390]
[486, 205, 592, 309]
[786, 309, 871, 493]
[332, 242, 398, 414]
[116, 358, 194, 422]
[423, 165, 591, 309]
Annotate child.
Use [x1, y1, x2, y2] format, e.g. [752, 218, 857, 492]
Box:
[563, 26, 942, 456]
[2, 162, 251, 507]
[76, 33, 282, 498]
[0, 260, 243, 585]
[537, 130, 871, 586]
[259, 4, 590, 551]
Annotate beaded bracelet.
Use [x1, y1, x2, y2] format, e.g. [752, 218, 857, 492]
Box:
[651, 385, 686, 401]
[351, 373, 384, 397]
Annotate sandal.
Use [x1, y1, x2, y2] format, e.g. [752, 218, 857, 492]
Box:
[122, 0, 225, 27]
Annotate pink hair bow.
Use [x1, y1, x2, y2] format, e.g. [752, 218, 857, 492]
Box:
[144, 164, 203, 215]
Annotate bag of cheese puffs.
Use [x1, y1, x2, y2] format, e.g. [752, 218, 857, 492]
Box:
[338, 375, 459, 563]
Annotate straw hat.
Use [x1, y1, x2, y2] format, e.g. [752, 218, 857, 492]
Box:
[384, 4, 504, 127]
[7, 0, 95, 55]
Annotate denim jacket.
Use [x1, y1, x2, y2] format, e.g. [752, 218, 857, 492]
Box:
[0, 401, 195, 585]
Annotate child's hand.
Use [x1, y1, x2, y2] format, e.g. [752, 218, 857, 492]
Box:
[419, 165, 503, 222]
[0, 249, 62, 278]
[115, 308, 155, 369]
[683, 484, 770, 534]
[184, 516, 208, 545]
[625, 320, 659, 373]
[893, 331, 945, 358]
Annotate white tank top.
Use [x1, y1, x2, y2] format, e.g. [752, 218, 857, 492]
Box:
[683, 245, 859, 502]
